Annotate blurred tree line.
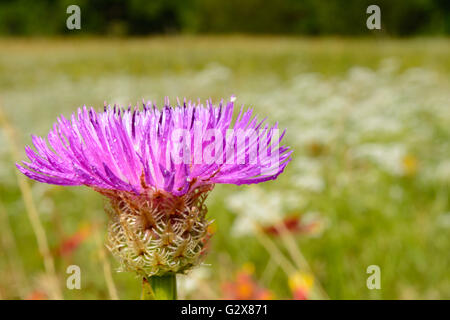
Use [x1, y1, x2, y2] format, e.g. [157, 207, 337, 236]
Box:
[0, 0, 448, 36]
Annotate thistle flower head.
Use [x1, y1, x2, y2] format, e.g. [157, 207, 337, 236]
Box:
[17, 97, 291, 276]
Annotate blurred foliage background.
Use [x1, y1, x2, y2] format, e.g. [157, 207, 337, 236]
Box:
[0, 1, 449, 300]
[0, 0, 449, 36]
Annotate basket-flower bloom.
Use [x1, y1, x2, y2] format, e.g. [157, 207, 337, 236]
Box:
[16, 97, 291, 297]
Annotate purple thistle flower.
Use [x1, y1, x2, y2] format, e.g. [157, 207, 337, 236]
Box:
[17, 97, 291, 196]
[16, 97, 292, 278]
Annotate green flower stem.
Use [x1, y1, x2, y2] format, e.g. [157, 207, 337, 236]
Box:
[141, 274, 177, 300]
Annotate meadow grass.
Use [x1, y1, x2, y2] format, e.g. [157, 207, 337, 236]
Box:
[0, 36, 448, 299]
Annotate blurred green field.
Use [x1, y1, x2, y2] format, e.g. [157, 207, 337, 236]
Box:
[0, 36, 449, 299]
